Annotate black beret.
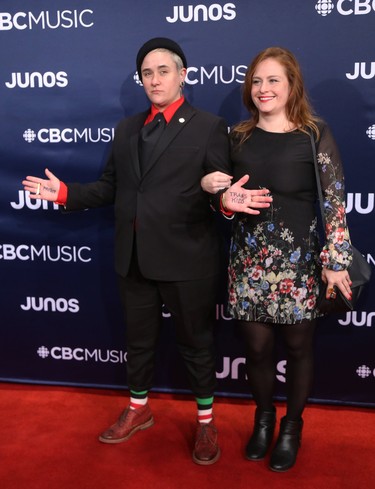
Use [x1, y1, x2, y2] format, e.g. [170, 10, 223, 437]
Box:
[136, 37, 187, 76]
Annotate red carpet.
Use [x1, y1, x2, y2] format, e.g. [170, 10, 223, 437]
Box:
[0, 383, 373, 489]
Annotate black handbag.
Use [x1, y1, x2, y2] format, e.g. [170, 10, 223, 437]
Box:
[309, 130, 372, 314]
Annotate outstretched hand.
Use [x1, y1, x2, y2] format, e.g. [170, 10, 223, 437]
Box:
[22, 168, 60, 202]
[223, 174, 272, 215]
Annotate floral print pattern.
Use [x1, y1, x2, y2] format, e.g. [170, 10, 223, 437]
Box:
[318, 152, 352, 270]
[228, 124, 352, 324]
[229, 209, 321, 323]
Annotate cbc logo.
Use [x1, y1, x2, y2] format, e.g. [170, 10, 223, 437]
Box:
[37, 346, 127, 364]
[356, 365, 375, 379]
[134, 71, 143, 86]
[315, 0, 335, 15]
[315, 0, 375, 16]
[366, 125, 375, 140]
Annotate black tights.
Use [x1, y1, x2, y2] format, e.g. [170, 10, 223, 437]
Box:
[239, 319, 316, 421]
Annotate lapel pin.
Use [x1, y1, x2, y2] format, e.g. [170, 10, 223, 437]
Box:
[179, 118, 185, 123]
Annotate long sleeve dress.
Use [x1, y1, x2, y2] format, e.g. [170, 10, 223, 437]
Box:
[227, 122, 352, 324]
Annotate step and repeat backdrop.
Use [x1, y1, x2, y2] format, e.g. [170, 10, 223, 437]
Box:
[1, 1, 374, 406]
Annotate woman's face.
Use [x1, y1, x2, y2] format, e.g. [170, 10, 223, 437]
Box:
[250, 58, 290, 118]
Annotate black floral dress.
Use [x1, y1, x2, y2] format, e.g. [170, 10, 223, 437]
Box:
[228, 123, 352, 324]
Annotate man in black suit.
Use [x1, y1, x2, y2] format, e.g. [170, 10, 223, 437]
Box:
[23, 38, 270, 464]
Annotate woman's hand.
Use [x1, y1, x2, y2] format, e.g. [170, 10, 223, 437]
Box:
[201, 171, 233, 194]
[321, 268, 352, 301]
[22, 168, 60, 202]
[222, 174, 272, 215]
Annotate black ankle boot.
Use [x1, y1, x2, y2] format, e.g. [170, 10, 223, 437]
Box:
[245, 407, 276, 461]
[269, 416, 303, 472]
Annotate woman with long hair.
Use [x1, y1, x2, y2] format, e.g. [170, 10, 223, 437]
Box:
[202, 47, 353, 471]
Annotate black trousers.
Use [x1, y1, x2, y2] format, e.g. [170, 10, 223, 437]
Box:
[117, 253, 219, 398]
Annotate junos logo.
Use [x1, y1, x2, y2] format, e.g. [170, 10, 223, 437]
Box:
[11, 191, 59, 211]
[216, 356, 286, 382]
[346, 62, 375, 80]
[315, 0, 375, 16]
[339, 311, 375, 327]
[37, 346, 127, 363]
[0, 10, 94, 30]
[216, 304, 232, 320]
[21, 297, 79, 313]
[216, 356, 245, 379]
[166, 2, 236, 23]
[346, 193, 374, 214]
[23, 127, 115, 144]
[5, 71, 68, 89]
[0, 244, 91, 262]
[276, 360, 287, 383]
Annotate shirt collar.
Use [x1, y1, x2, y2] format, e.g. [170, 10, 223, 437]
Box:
[145, 96, 185, 125]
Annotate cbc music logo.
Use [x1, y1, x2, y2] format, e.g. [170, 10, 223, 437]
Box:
[0, 244, 91, 263]
[356, 365, 375, 379]
[134, 64, 247, 87]
[22, 127, 115, 144]
[0, 9, 94, 31]
[166, 2, 236, 23]
[315, 0, 375, 16]
[37, 346, 127, 364]
[5, 71, 68, 89]
[21, 297, 79, 313]
[366, 125, 375, 140]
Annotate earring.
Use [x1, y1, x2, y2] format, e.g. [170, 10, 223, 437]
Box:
[180, 81, 185, 88]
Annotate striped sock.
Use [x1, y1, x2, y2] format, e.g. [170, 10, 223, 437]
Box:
[130, 390, 148, 410]
[196, 396, 214, 424]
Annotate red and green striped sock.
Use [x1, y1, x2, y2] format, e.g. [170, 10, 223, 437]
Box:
[130, 390, 148, 410]
[196, 396, 214, 424]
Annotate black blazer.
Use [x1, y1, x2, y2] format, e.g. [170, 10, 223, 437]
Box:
[66, 101, 230, 280]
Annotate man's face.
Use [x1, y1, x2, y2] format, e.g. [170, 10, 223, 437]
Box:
[141, 50, 186, 110]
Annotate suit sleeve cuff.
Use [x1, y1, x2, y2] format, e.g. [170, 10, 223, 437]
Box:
[220, 192, 235, 218]
[56, 182, 68, 205]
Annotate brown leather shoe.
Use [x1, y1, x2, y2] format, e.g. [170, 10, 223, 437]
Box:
[99, 404, 154, 444]
[192, 420, 221, 465]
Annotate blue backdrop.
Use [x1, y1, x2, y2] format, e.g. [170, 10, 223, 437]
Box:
[1, 0, 374, 406]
